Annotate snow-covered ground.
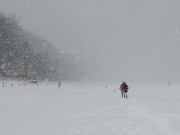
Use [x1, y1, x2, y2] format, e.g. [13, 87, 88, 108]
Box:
[0, 81, 180, 135]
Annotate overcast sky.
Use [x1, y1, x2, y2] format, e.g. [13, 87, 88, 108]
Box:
[0, 0, 180, 83]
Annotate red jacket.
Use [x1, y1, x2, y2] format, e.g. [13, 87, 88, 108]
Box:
[120, 84, 124, 91]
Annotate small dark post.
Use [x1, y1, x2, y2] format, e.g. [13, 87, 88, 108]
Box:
[3, 83, 4, 87]
[169, 82, 171, 87]
[58, 82, 61, 87]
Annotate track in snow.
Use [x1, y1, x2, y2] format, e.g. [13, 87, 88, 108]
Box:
[0, 82, 179, 135]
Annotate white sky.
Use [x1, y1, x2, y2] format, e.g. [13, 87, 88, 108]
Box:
[0, 0, 180, 82]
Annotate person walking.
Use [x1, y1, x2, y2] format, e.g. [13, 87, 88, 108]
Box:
[120, 82, 124, 98]
[119, 82, 129, 99]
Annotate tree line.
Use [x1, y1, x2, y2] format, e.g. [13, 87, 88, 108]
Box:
[0, 12, 84, 81]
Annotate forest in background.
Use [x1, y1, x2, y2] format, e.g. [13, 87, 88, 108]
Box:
[0, 12, 84, 81]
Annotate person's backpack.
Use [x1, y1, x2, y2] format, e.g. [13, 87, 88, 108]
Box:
[123, 84, 128, 92]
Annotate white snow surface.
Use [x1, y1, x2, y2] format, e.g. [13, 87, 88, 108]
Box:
[0, 82, 180, 135]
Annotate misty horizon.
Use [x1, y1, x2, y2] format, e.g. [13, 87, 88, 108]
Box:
[0, 0, 180, 83]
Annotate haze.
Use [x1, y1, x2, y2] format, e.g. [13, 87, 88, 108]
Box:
[0, 0, 180, 83]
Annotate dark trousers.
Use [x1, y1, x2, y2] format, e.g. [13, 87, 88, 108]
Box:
[122, 92, 128, 98]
